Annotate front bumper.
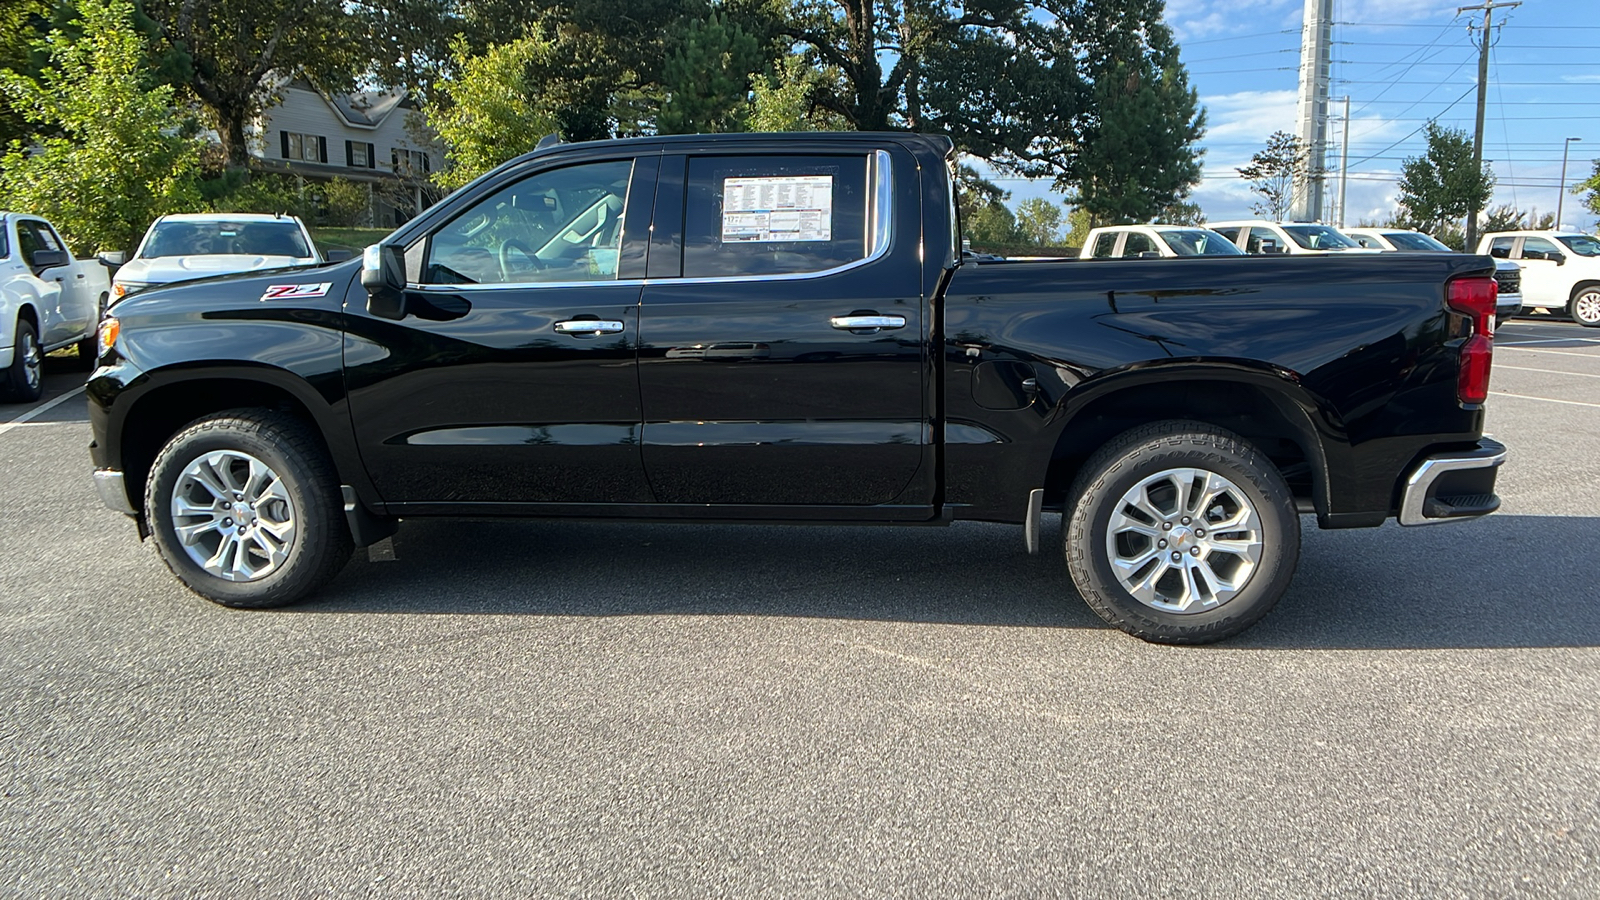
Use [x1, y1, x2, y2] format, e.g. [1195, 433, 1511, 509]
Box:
[1397, 438, 1506, 526]
[93, 468, 136, 515]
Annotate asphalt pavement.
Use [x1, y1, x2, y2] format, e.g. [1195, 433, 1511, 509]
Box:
[1, 323, 1596, 898]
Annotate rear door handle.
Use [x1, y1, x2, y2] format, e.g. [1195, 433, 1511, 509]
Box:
[830, 315, 906, 331]
[554, 319, 626, 335]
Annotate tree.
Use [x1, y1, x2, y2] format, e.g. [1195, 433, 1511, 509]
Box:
[1015, 197, 1066, 245]
[657, 10, 766, 134]
[1158, 199, 1205, 226]
[426, 32, 560, 190]
[0, 0, 201, 254]
[1480, 203, 1554, 234]
[1396, 122, 1494, 237]
[1237, 131, 1304, 221]
[139, 0, 369, 167]
[1576, 159, 1600, 219]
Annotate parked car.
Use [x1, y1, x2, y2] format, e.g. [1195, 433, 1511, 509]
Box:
[89, 132, 1506, 645]
[1209, 221, 1378, 256]
[0, 213, 111, 401]
[1080, 225, 1244, 259]
[111, 213, 322, 301]
[1477, 231, 1600, 327]
[1345, 227, 1523, 327]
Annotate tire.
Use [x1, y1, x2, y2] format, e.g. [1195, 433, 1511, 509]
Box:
[1063, 420, 1300, 644]
[145, 409, 353, 608]
[1569, 284, 1600, 328]
[3, 319, 43, 403]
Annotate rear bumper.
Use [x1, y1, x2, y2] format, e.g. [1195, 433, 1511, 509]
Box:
[1397, 438, 1506, 526]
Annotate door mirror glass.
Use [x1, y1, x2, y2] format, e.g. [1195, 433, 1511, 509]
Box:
[362, 243, 408, 319]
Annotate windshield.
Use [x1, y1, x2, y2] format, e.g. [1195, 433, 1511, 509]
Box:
[1161, 229, 1244, 256]
[1556, 235, 1600, 257]
[1382, 231, 1452, 252]
[140, 221, 311, 259]
[1281, 225, 1360, 250]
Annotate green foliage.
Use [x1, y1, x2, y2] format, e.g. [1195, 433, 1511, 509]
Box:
[1064, 9, 1205, 224]
[0, 0, 201, 255]
[1014, 197, 1066, 245]
[1237, 131, 1304, 222]
[748, 53, 848, 132]
[208, 173, 317, 219]
[320, 178, 372, 227]
[140, 0, 368, 166]
[1480, 204, 1553, 234]
[427, 33, 560, 190]
[658, 10, 765, 134]
[1397, 122, 1494, 235]
[965, 203, 1020, 248]
[1158, 199, 1206, 226]
[1063, 207, 1094, 248]
[1576, 159, 1600, 219]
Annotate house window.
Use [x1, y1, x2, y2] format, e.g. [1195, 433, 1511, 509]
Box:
[351, 142, 369, 167]
[391, 148, 429, 177]
[281, 132, 325, 163]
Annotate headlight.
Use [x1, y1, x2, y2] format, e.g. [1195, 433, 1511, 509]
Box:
[112, 281, 151, 299]
[96, 317, 120, 358]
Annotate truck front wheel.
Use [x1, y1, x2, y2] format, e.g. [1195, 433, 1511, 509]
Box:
[1570, 284, 1600, 327]
[145, 410, 353, 608]
[3, 320, 43, 403]
[1064, 421, 1300, 644]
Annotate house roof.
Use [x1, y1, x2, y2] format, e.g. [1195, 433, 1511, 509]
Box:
[283, 79, 410, 129]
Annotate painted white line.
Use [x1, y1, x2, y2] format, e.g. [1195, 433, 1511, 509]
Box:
[1495, 337, 1600, 346]
[1490, 391, 1600, 409]
[1497, 346, 1600, 360]
[0, 384, 87, 438]
[3, 420, 87, 428]
[1497, 365, 1600, 379]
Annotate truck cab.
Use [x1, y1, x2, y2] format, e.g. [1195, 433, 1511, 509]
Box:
[1478, 231, 1600, 326]
[0, 212, 109, 400]
[1079, 225, 1243, 259]
[1209, 221, 1377, 256]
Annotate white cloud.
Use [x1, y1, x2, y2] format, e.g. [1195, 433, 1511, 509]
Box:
[1202, 89, 1300, 144]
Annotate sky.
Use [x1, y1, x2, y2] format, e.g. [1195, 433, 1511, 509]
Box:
[992, 0, 1600, 233]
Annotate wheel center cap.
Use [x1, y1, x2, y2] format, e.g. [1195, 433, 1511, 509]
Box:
[1170, 526, 1196, 548]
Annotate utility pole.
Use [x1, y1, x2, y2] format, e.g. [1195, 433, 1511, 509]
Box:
[1459, 0, 1519, 251]
[1557, 137, 1582, 229]
[1337, 96, 1351, 228]
[1290, 0, 1333, 223]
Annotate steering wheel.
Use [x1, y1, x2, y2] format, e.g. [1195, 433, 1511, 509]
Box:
[499, 239, 544, 280]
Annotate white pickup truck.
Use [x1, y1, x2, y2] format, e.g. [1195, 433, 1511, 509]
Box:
[1, 213, 110, 401]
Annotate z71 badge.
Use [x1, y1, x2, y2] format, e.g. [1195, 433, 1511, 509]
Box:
[260, 282, 333, 301]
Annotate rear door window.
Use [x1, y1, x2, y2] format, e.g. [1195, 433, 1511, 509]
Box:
[1487, 237, 1515, 258]
[1090, 232, 1119, 258]
[1121, 233, 1158, 258]
[682, 155, 870, 278]
[1520, 237, 1560, 260]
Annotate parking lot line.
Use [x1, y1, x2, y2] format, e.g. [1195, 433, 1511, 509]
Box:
[0, 385, 86, 438]
[1497, 365, 1600, 379]
[1498, 346, 1600, 360]
[1496, 337, 1600, 346]
[1490, 390, 1600, 409]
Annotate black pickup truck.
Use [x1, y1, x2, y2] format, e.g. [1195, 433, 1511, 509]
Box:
[87, 132, 1506, 643]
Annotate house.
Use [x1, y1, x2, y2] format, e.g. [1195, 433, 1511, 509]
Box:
[250, 81, 444, 228]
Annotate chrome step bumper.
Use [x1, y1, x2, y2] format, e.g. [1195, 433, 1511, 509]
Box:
[1397, 439, 1507, 526]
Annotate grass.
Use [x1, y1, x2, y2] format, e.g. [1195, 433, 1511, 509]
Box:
[310, 227, 393, 254]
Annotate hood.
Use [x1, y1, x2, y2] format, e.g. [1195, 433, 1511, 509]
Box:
[114, 254, 319, 286]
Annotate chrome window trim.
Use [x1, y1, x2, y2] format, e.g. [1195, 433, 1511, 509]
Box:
[406, 149, 893, 292]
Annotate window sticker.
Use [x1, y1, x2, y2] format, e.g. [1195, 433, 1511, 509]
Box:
[722, 175, 833, 243]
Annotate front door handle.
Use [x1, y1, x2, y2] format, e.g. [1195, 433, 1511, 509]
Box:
[830, 314, 906, 331]
[554, 319, 626, 336]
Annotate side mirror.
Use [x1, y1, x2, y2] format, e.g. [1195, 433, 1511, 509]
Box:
[1552, 252, 1567, 266]
[29, 249, 66, 270]
[361, 244, 408, 320]
[325, 249, 353, 263]
[98, 251, 127, 267]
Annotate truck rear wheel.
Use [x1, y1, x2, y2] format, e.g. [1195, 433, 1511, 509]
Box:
[145, 410, 353, 608]
[1064, 421, 1300, 644]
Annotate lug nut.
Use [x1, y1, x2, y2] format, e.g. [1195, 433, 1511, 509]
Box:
[1162, 522, 1173, 531]
[1170, 551, 1182, 562]
[1181, 516, 1191, 525]
[1195, 528, 1205, 537]
[1190, 547, 1201, 557]
[1158, 539, 1168, 548]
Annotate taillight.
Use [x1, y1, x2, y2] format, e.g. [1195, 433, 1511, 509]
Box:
[1448, 276, 1496, 405]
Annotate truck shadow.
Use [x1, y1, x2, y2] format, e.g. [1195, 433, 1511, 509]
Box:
[308, 513, 1594, 651]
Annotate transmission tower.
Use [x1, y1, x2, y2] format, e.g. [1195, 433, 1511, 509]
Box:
[1459, 0, 1519, 250]
[1289, 0, 1333, 223]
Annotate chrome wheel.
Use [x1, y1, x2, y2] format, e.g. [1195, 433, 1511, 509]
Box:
[1104, 467, 1264, 614]
[170, 450, 297, 582]
[1572, 289, 1600, 327]
[19, 329, 39, 391]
